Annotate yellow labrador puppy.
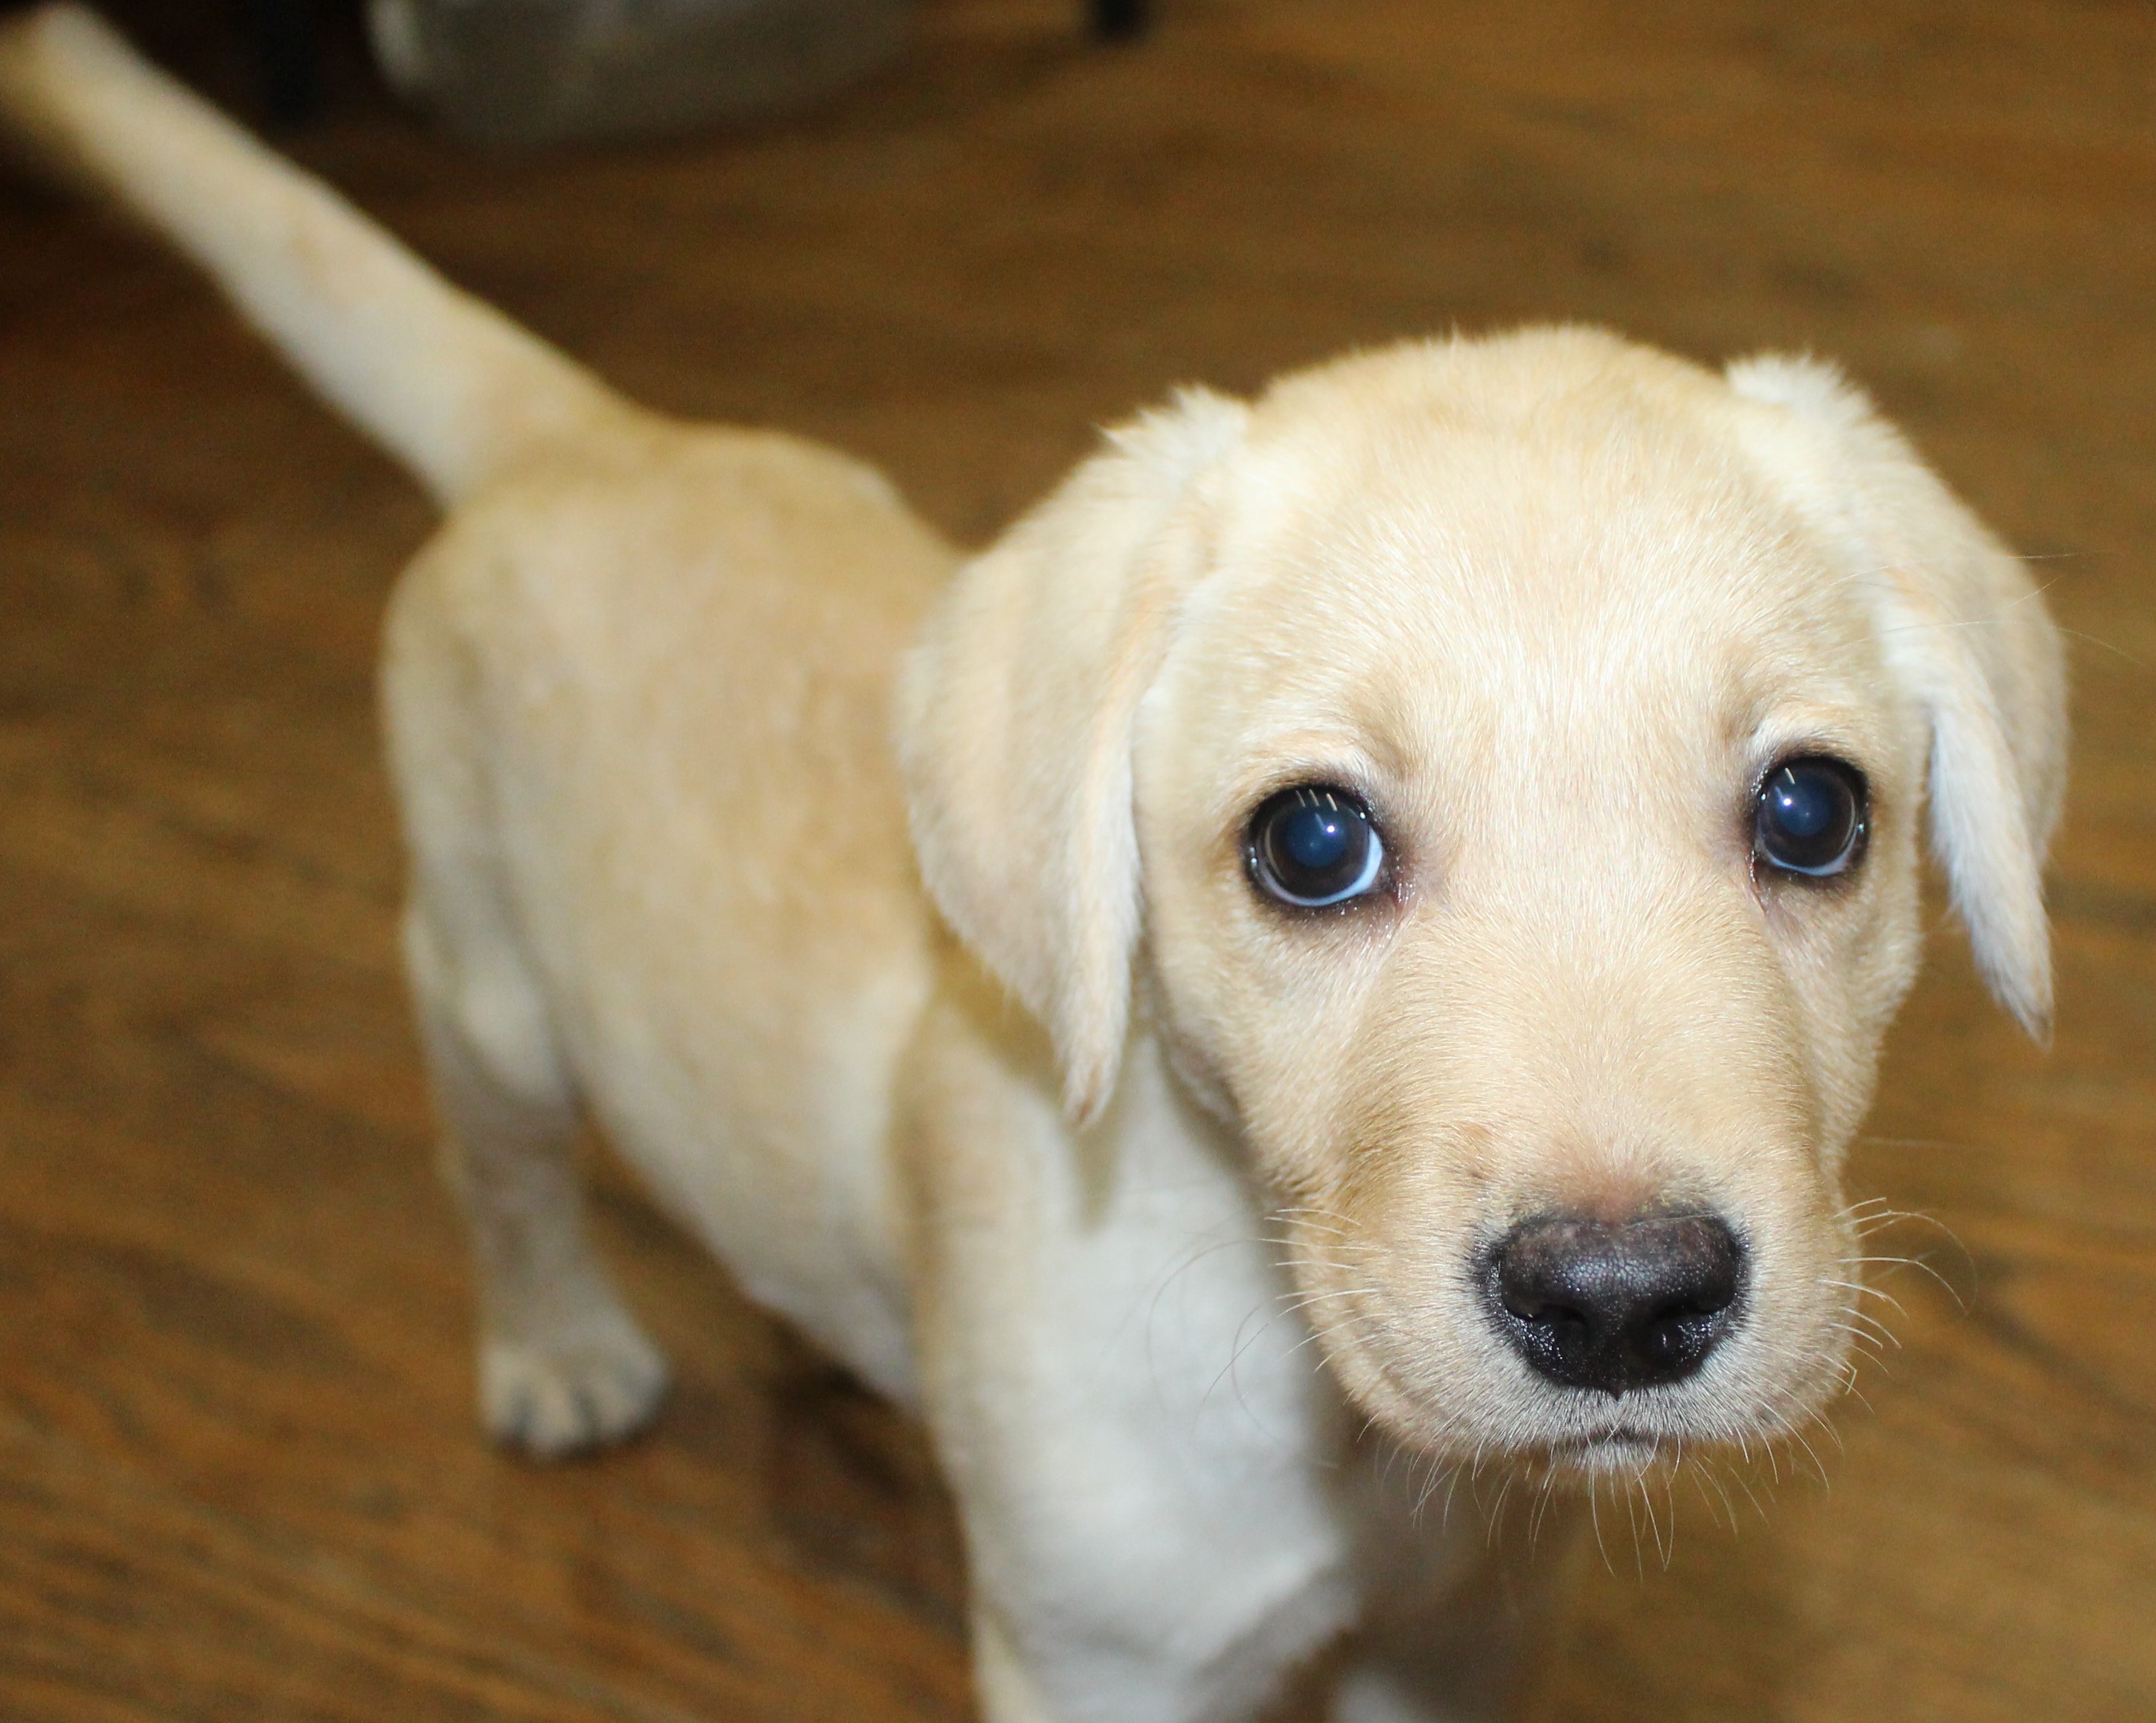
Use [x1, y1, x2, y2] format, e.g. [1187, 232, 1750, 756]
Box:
[1, 9, 2066, 1719]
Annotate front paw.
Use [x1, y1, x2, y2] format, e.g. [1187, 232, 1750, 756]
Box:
[479, 1311, 670, 1458]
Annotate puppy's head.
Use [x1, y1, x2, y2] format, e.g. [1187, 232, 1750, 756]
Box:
[901, 328, 2065, 1476]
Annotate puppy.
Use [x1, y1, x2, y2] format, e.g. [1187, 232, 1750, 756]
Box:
[1, 10, 2067, 1720]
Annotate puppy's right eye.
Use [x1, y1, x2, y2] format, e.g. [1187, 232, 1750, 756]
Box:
[1247, 785, 1387, 908]
[1755, 756, 1868, 879]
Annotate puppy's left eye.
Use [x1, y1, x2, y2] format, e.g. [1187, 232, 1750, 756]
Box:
[1248, 785, 1387, 908]
[1755, 756, 1868, 879]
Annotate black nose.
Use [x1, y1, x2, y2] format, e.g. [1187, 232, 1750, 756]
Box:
[1486, 1212, 1744, 1394]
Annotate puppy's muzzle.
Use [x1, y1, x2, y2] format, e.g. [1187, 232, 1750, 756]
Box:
[1485, 1212, 1744, 1396]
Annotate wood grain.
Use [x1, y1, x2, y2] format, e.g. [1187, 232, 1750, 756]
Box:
[3, 1, 2153, 1717]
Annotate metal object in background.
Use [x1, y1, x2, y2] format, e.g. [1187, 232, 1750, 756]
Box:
[364, 0, 913, 147]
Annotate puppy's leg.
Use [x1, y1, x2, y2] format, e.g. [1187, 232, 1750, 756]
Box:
[1330, 1571, 1540, 1723]
[1330, 1457, 1558, 1723]
[385, 570, 666, 1458]
[906, 1007, 1354, 1723]
[405, 906, 668, 1456]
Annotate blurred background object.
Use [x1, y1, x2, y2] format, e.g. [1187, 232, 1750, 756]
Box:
[247, 0, 323, 124]
[207, 0, 1146, 141]
[361, 0, 915, 146]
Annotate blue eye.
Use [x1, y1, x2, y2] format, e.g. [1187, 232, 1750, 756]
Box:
[1755, 756, 1867, 879]
[1249, 785, 1387, 908]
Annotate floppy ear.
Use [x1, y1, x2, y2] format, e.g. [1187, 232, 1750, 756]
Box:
[1727, 354, 2069, 1036]
[898, 389, 1248, 1123]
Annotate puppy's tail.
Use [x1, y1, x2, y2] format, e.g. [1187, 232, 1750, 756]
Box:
[0, 4, 630, 505]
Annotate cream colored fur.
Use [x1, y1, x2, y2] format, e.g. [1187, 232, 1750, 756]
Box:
[1, 10, 2067, 1721]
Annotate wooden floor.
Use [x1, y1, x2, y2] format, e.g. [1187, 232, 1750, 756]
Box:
[4, 1, 2156, 1716]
